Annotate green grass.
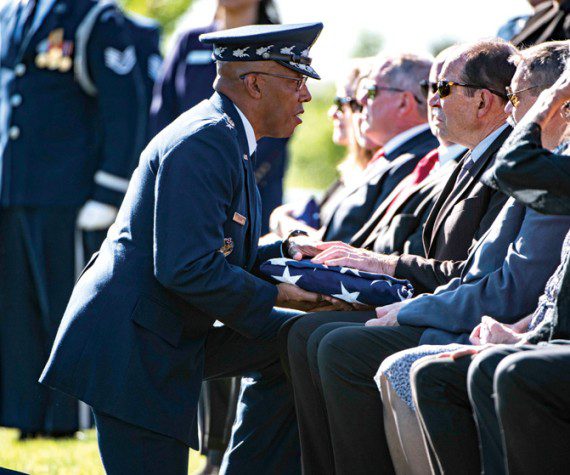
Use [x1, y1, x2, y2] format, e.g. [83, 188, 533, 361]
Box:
[0, 428, 204, 474]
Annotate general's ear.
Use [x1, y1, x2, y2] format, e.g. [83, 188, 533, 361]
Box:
[242, 74, 263, 99]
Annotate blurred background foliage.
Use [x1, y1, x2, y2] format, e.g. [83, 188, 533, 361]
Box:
[120, 0, 349, 193]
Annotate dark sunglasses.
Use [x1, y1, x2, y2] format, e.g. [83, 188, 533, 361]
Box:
[364, 83, 423, 104]
[436, 80, 507, 100]
[333, 96, 363, 113]
[506, 85, 543, 108]
[419, 80, 438, 99]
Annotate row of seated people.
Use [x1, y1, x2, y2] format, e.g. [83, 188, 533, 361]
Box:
[269, 38, 570, 474]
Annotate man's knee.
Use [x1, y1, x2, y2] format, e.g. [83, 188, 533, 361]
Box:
[468, 346, 521, 401]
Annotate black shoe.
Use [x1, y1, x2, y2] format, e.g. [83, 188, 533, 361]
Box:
[17, 431, 39, 441]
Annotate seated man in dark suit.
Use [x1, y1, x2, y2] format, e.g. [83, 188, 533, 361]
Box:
[321, 53, 438, 243]
[284, 39, 520, 474]
[350, 46, 466, 257]
[408, 41, 570, 475]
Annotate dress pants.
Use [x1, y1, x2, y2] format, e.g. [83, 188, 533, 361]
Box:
[0, 207, 79, 433]
[411, 355, 483, 475]
[93, 307, 301, 475]
[472, 344, 570, 475]
[285, 311, 424, 475]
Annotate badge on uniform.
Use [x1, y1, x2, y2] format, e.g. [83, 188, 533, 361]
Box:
[35, 29, 74, 72]
[233, 212, 247, 226]
[219, 237, 234, 257]
[104, 46, 137, 75]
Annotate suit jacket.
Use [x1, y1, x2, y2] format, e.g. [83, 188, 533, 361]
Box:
[40, 92, 284, 448]
[322, 128, 437, 243]
[482, 122, 570, 344]
[398, 198, 570, 345]
[394, 126, 512, 294]
[510, 0, 570, 47]
[363, 161, 457, 257]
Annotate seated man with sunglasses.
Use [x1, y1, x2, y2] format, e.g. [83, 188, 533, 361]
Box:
[283, 39, 528, 475]
[350, 46, 467, 258]
[320, 53, 438, 244]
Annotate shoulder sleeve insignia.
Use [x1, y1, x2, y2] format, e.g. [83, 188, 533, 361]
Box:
[104, 46, 136, 75]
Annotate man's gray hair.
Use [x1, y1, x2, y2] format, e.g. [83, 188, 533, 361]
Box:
[457, 39, 518, 102]
[510, 40, 570, 91]
[382, 53, 433, 115]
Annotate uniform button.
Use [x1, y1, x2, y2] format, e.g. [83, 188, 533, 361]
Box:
[8, 126, 20, 140]
[14, 64, 26, 77]
[10, 94, 22, 107]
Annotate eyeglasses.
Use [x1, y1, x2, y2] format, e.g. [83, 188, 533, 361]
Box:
[436, 80, 507, 100]
[239, 71, 308, 91]
[333, 96, 363, 113]
[506, 85, 543, 108]
[364, 83, 423, 104]
[419, 80, 438, 99]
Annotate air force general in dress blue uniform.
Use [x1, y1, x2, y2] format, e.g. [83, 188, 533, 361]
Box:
[40, 23, 324, 474]
[0, 0, 149, 435]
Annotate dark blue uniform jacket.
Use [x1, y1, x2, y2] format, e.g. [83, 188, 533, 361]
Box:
[40, 92, 284, 448]
[0, 0, 146, 208]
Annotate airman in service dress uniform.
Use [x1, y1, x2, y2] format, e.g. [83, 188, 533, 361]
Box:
[0, 0, 146, 436]
[41, 23, 323, 474]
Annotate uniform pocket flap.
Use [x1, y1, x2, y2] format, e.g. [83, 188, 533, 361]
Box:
[131, 296, 184, 348]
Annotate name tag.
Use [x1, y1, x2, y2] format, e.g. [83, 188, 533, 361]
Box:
[233, 212, 246, 226]
[186, 50, 213, 65]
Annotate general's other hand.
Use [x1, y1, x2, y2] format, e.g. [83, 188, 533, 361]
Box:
[77, 200, 118, 231]
[311, 242, 398, 276]
[286, 235, 323, 261]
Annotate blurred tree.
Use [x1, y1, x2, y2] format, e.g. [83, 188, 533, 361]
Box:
[351, 30, 383, 58]
[121, 0, 193, 34]
[285, 83, 346, 191]
[430, 37, 457, 56]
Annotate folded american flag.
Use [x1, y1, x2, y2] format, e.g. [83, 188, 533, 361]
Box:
[260, 258, 414, 307]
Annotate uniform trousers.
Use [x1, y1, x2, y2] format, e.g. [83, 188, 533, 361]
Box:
[0, 207, 79, 433]
[93, 308, 301, 475]
[283, 311, 425, 475]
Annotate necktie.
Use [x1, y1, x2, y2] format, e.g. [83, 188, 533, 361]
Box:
[384, 148, 439, 214]
[457, 155, 475, 181]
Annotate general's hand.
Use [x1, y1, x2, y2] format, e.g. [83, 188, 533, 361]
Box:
[276, 283, 326, 311]
[364, 300, 409, 327]
[286, 235, 323, 261]
[311, 242, 398, 276]
[469, 316, 526, 345]
[77, 200, 118, 231]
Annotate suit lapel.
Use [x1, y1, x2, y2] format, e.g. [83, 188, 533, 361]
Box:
[426, 127, 511, 255]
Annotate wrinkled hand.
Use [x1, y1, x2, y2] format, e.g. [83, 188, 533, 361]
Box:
[365, 300, 410, 327]
[469, 316, 526, 345]
[77, 200, 118, 231]
[286, 235, 323, 261]
[311, 242, 398, 276]
[436, 346, 487, 360]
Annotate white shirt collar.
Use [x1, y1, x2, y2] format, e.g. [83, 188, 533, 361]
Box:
[437, 143, 467, 165]
[383, 123, 431, 156]
[233, 104, 257, 156]
[470, 123, 509, 163]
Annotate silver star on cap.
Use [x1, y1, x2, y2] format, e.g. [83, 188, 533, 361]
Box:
[332, 283, 363, 304]
[272, 266, 302, 285]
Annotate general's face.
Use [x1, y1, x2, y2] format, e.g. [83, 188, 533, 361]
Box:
[429, 58, 478, 146]
[259, 65, 312, 138]
[357, 63, 403, 145]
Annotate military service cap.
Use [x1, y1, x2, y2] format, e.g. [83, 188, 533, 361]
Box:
[199, 23, 323, 79]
